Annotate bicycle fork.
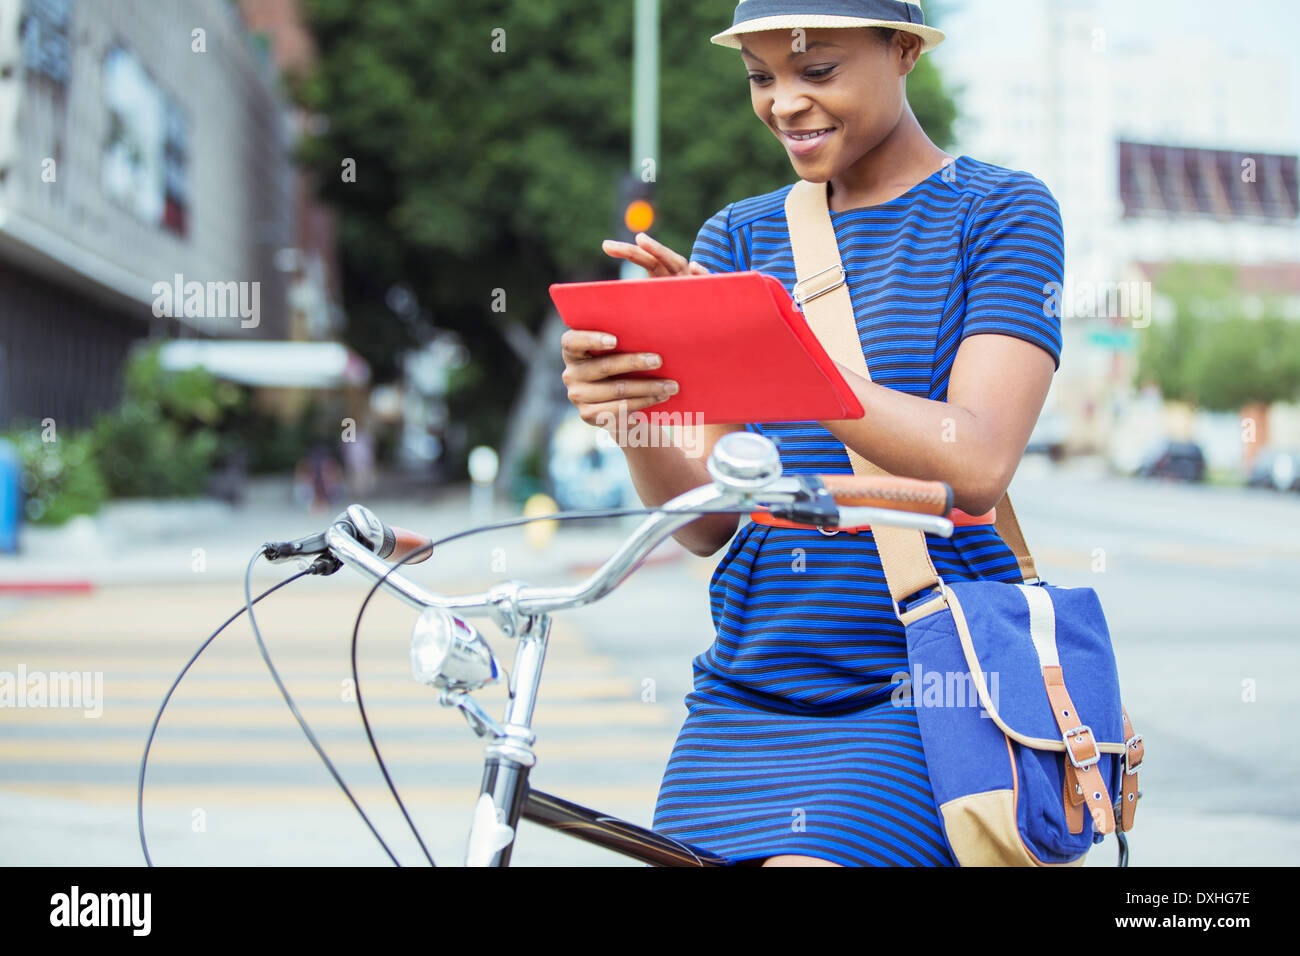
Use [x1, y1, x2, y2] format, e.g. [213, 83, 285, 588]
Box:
[462, 610, 550, 867]
[454, 598, 728, 867]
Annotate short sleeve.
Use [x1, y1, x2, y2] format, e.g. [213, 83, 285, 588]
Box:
[960, 175, 1064, 371]
[689, 203, 739, 274]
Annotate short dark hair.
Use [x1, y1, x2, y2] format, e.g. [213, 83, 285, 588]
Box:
[871, 27, 898, 45]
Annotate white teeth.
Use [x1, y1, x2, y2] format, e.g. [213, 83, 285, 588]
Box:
[789, 128, 831, 141]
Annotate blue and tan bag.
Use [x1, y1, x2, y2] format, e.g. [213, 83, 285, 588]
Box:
[784, 178, 1145, 866]
[888, 567, 1143, 865]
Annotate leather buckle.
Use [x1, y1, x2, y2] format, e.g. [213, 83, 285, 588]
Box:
[1062, 724, 1100, 769]
[1124, 732, 1144, 775]
[791, 264, 846, 310]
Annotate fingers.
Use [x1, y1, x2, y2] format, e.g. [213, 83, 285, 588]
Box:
[568, 374, 678, 407]
[601, 238, 664, 275]
[560, 328, 618, 361]
[577, 391, 678, 434]
[601, 233, 693, 277]
[631, 232, 690, 274]
[563, 346, 663, 387]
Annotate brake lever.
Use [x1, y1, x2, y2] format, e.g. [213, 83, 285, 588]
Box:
[264, 525, 346, 575]
[743, 477, 840, 527]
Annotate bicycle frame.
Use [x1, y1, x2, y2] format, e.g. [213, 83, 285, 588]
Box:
[321, 436, 955, 866]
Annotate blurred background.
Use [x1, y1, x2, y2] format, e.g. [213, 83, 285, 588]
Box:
[0, 0, 1297, 867]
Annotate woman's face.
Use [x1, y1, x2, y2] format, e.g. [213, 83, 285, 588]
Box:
[737, 27, 918, 178]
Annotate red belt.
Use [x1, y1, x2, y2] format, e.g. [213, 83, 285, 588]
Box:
[749, 506, 996, 535]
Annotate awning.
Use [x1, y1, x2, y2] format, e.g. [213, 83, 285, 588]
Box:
[157, 341, 370, 388]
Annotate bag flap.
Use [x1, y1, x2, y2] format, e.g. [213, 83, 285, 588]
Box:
[944, 580, 1126, 749]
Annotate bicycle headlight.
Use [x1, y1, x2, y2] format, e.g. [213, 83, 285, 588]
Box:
[410, 607, 499, 691]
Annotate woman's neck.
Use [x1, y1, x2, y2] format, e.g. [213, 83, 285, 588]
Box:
[827, 105, 952, 212]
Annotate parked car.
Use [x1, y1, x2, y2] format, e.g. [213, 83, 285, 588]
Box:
[1134, 440, 1206, 482]
[1246, 448, 1300, 492]
[545, 407, 635, 511]
[1025, 408, 1067, 461]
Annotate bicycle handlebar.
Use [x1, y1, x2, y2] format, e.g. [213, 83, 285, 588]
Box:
[317, 469, 955, 626]
[819, 474, 952, 515]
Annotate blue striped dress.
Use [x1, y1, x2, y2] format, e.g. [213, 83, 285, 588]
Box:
[651, 155, 1065, 866]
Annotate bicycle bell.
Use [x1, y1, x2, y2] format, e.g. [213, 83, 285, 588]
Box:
[410, 606, 500, 692]
[706, 430, 782, 490]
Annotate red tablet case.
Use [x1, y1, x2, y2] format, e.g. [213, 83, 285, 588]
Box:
[548, 271, 864, 426]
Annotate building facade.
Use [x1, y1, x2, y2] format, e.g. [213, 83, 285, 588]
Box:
[0, 0, 300, 427]
[934, 0, 1300, 461]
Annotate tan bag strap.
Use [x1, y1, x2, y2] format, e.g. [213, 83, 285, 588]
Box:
[782, 178, 1039, 605]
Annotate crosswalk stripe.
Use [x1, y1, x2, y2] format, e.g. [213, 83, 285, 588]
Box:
[1, 700, 673, 728]
[0, 655, 613, 676]
[0, 735, 674, 763]
[0, 781, 660, 808]
[1, 674, 638, 700]
[0, 579, 681, 831]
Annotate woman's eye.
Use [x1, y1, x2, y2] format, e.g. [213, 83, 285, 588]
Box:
[747, 68, 835, 85]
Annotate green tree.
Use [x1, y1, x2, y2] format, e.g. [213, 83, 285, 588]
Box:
[295, 0, 958, 479]
[93, 345, 245, 497]
[1137, 262, 1300, 411]
[0, 427, 108, 526]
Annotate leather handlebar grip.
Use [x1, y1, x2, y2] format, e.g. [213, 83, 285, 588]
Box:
[389, 526, 433, 564]
[817, 475, 954, 516]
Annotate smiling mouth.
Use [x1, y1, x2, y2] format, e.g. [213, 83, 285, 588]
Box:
[783, 127, 835, 141]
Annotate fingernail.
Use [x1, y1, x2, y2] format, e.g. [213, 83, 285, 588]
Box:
[644, 353, 661, 367]
[663, 381, 678, 394]
[602, 335, 617, 348]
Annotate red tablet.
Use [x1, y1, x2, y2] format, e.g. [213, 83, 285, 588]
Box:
[548, 271, 864, 426]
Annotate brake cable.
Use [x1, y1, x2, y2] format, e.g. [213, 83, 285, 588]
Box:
[141, 502, 752, 868]
[138, 564, 311, 866]
[347, 504, 750, 866]
[242, 550, 404, 865]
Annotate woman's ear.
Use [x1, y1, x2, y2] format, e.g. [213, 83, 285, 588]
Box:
[896, 32, 923, 75]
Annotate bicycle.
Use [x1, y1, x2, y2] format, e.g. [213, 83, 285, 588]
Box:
[138, 430, 958, 867]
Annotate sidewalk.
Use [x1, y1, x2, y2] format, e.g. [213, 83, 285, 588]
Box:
[0, 478, 689, 591]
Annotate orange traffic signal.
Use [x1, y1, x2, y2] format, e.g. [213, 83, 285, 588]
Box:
[615, 172, 656, 242]
[624, 198, 655, 234]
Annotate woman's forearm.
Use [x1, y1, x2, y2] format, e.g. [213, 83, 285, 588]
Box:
[620, 439, 739, 557]
[820, 363, 1014, 515]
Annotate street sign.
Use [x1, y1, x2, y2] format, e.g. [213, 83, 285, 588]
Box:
[1086, 329, 1137, 351]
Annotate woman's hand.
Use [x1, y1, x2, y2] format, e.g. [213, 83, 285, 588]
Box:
[601, 231, 711, 278]
[559, 233, 708, 439]
[561, 330, 678, 438]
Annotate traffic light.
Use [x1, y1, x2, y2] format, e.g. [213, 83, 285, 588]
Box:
[613, 171, 655, 243]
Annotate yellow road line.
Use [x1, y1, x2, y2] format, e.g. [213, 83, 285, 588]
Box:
[1, 781, 661, 808]
[0, 735, 673, 764]
[0, 654, 617, 676]
[3, 675, 638, 701]
[1, 700, 673, 728]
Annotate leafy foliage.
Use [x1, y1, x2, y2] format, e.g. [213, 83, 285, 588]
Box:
[294, 0, 958, 467]
[92, 346, 245, 498]
[1, 427, 108, 526]
[1136, 262, 1300, 410]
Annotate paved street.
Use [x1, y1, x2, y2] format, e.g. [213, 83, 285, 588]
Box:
[2, 461, 1298, 866]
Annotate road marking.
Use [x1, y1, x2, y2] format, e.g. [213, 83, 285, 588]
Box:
[0, 580, 682, 825]
[0, 781, 662, 808]
[2, 700, 673, 728]
[0, 735, 674, 764]
[6, 674, 636, 700]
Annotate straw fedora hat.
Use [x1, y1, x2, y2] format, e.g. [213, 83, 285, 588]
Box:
[711, 0, 946, 53]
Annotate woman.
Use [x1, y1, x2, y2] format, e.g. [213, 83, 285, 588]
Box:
[560, 1, 1062, 866]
